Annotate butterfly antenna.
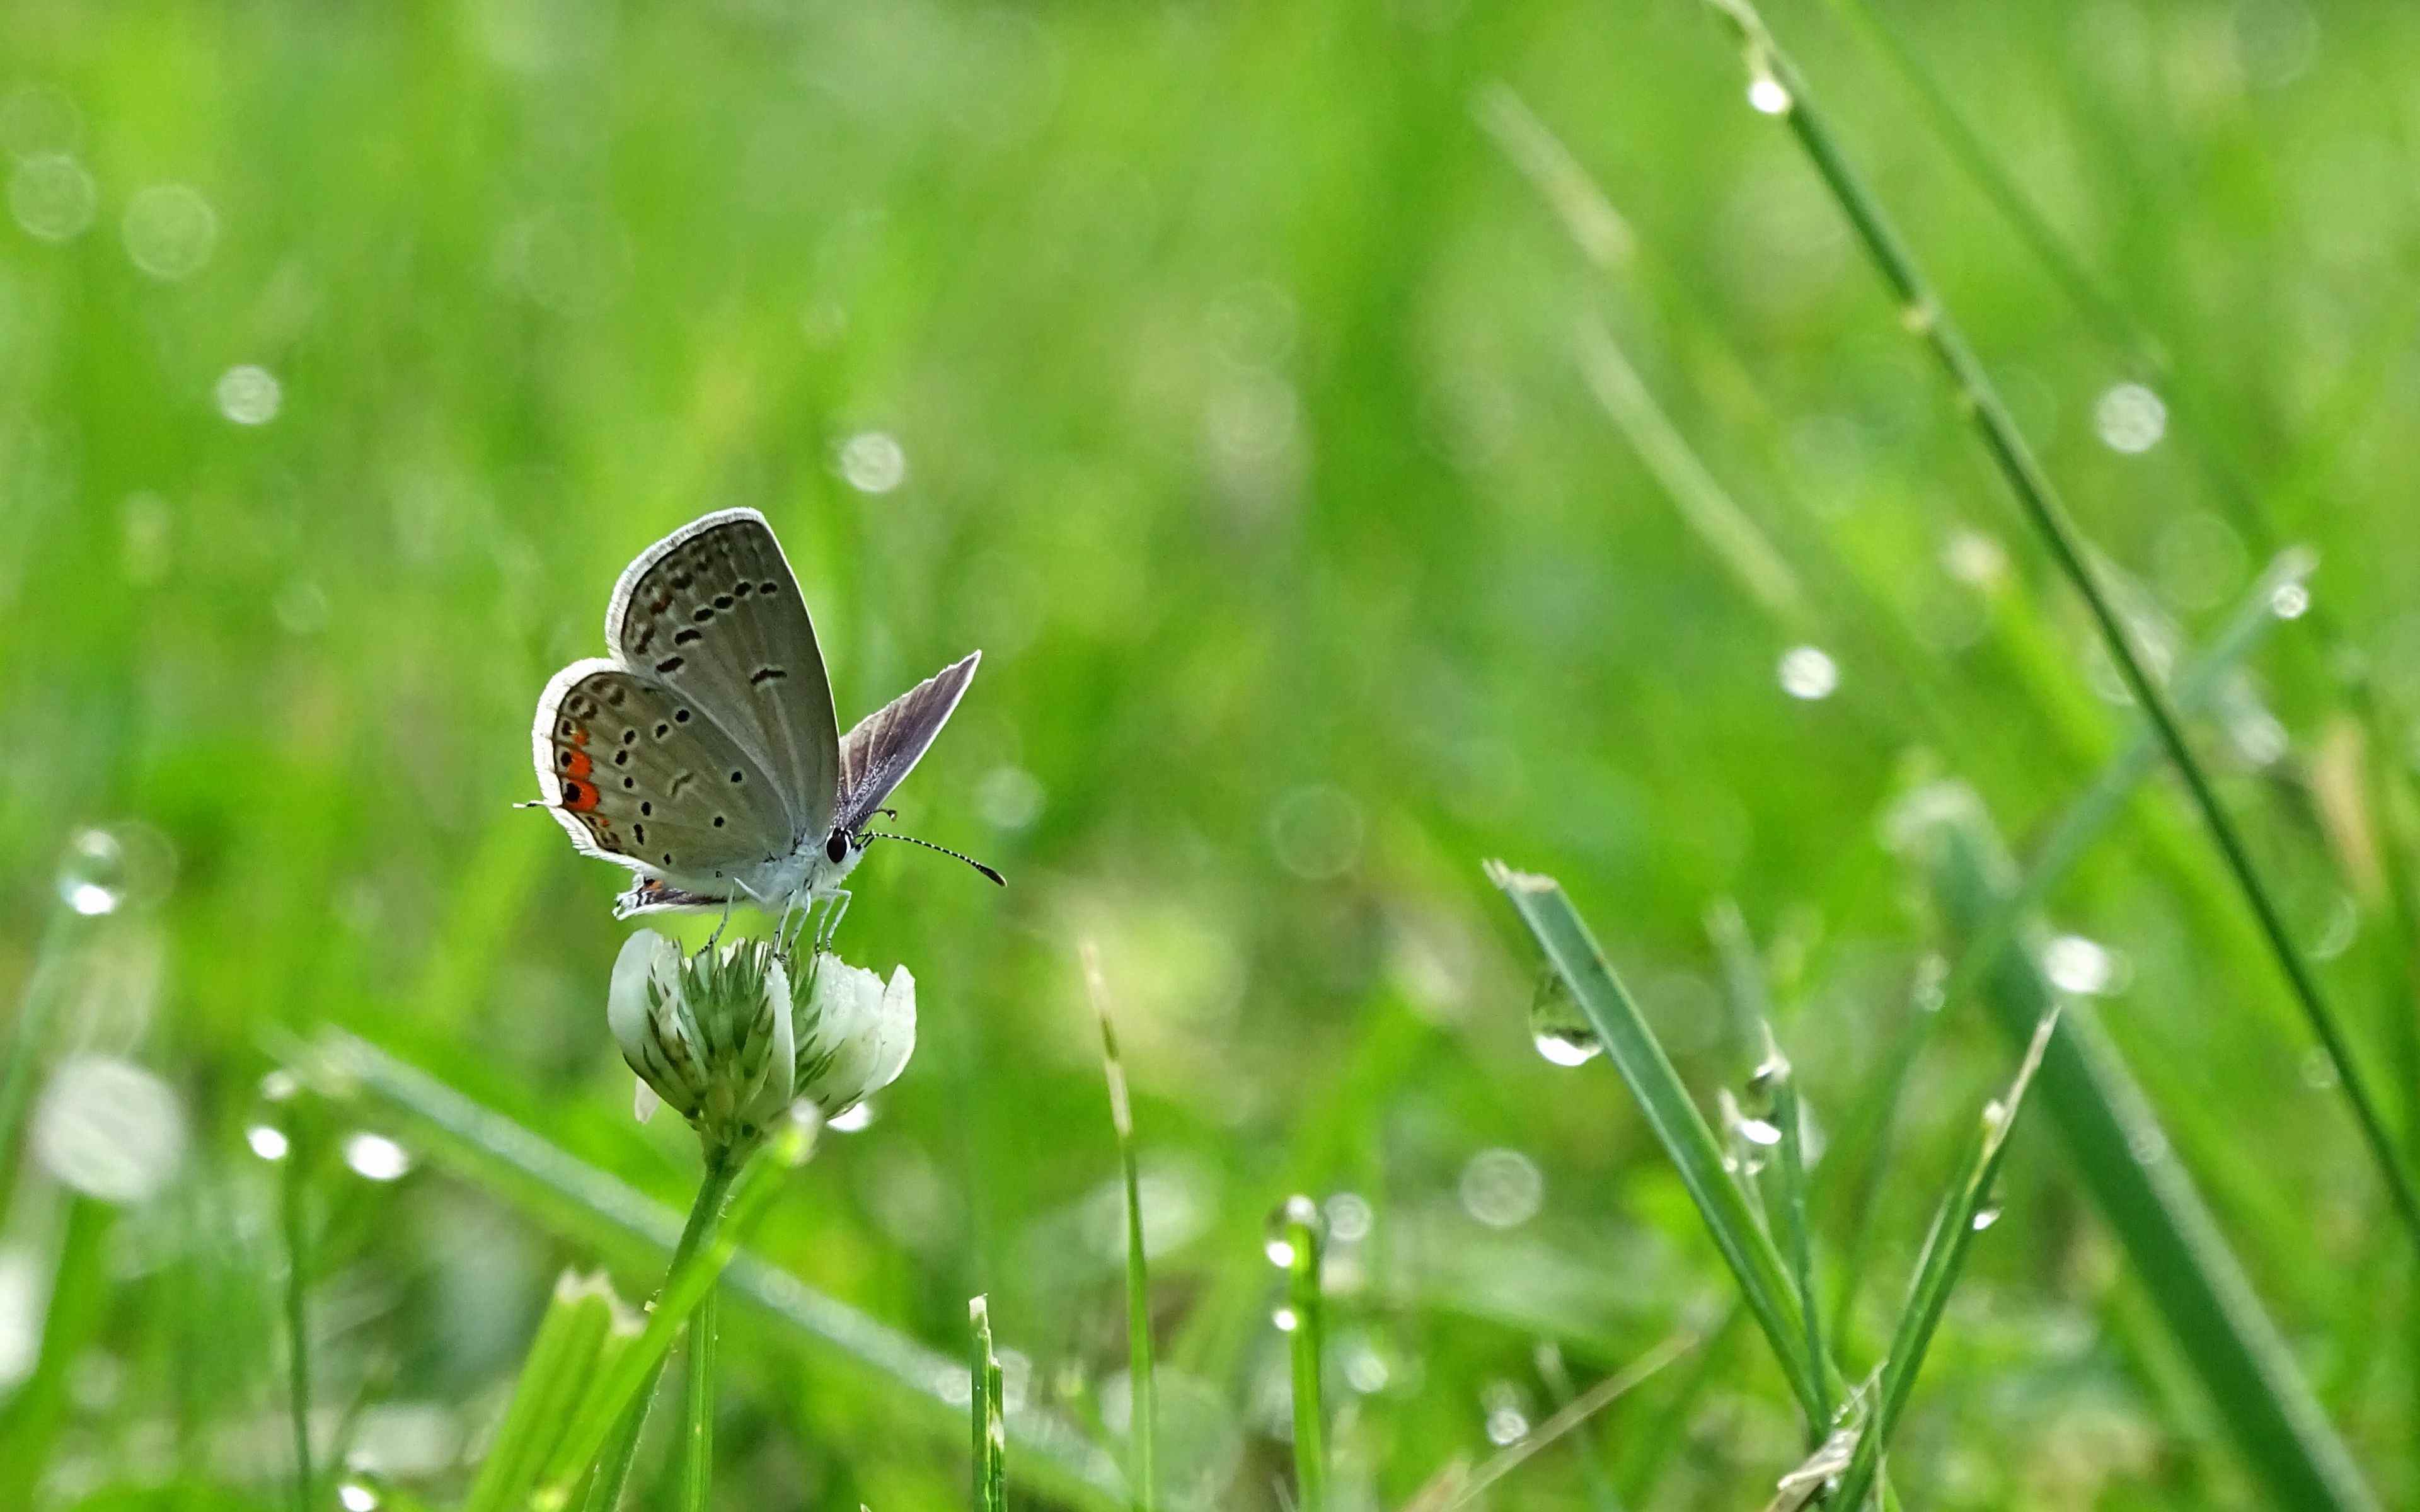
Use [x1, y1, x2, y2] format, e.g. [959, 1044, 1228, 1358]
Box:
[859, 831, 1006, 886]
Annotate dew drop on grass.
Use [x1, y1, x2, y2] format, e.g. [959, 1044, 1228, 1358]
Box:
[56, 828, 126, 916]
[1746, 74, 1791, 115]
[216, 364, 282, 426]
[1777, 644, 1839, 700]
[1270, 1305, 1299, 1333]
[9, 152, 96, 241]
[337, 1481, 379, 1511]
[1265, 1192, 1318, 1266]
[1529, 965, 1600, 1067]
[1459, 1148, 1543, 1229]
[836, 430, 906, 493]
[1970, 1204, 2002, 1232]
[342, 1131, 412, 1181]
[34, 1057, 185, 1203]
[1734, 1115, 1783, 1148]
[246, 1125, 289, 1161]
[2093, 382, 2166, 453]
[2271, 580, 2310, 619]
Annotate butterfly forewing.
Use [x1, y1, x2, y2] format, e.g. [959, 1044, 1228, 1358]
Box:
[606, 508, 840, 843]
[835, 651, 982, 834]
[532, 660, 791, 886]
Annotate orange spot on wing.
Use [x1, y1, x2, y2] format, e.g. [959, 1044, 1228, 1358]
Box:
[563, 747, 592, 779]
[561, 778, 599, 813]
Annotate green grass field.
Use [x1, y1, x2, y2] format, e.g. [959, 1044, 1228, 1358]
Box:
[7, 0, 2420, 1506]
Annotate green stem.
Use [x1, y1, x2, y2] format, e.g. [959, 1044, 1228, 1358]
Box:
[280, 1109, 313, 1512]
[971, 1296, 1006, 1512]
[1085, 946, 1157, 1512]
[1708, 0, 2420, 1254]
[1283, 1201, 1326, 1512]
[678, 1145, 737, 1512]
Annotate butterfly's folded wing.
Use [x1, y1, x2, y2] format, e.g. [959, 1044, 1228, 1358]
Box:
[605, 508, 840, 845]
[834, 650, 981, 835]
[531, 660, 788, 888]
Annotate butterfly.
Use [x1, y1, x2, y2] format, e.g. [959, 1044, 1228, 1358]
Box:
[526, 507, 999, 938]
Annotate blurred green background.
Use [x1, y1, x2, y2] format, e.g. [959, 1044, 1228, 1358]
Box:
[6, 0, 2420, 1506]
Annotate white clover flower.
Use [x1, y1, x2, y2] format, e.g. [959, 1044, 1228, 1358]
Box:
[791, 953, 916, 1120]
[608, 931, 795, 1155]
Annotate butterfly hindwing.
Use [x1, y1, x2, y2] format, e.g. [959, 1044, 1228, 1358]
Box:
[606, 508, 840, 842]
[531, 660, 791, 888]
[834, 651, 981, 835]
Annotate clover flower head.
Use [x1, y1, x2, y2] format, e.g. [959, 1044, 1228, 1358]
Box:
[608, 931, 796, 1155]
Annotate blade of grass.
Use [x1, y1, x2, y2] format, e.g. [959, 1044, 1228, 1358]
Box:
[1083, 943, 1156, 1512]
[1438, 1331, 1695, 1509]
[1488, 862, 1824, 1423]
[1831, 1007, 2061, 1509]
[1896, 782, 2379, 1511]
[278, 1098, 313, 1512]
[1758, 1040, 1824, 1437]
[302, 1030, 1127, 1510]
[463, 1271, 630, 1512]
[1702, 0, 2420, 1251]
[1280, 1194, 1328, 1512]
[1705, 902, 1831, 1438]
[972, 1295, 1006, 1512]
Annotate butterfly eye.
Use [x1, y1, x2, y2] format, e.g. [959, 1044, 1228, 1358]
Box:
[826, 831, 849, 864]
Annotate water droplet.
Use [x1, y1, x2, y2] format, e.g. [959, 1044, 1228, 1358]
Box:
[260, 1070, 301, 1104]
[9, 152, 96, 241]
[1777, 644, 1839, 700]
[56, 828, 126, 916]
[1265, 1193, 1318, 1266]
[1458, 1148, 1543, 1229]
[121, 184, 217, 280]
[827, 1101, 876, 1133]
[1532, 1029, 1600, 1067]
[2093, 382, 2167, 454]
[1267, 783, 1363, 881]
[1270, 1305, 1299, 1333]
[1942, 530, 2008, 589]
[1748, 1052, 1790, 1100]
[1746, 74, 1792, 115]
[216, 365, 282, 426]
[2270, 581, 2311, 620]
[1969, 1204, 2002, 1232]
[342, 1132, 412, 1182]
[1734, 1116, 1783, 1148]
[836, 430, 906, 493]
[1482, 1380, 1531, 1443]
[2299, 1048, 2339, 1091]
[33, 1056, 186, 1203]
[246, 1125, 290, 1162]
[338, 1481, 379, 1511]
[2042, 933, 2123, 995]
[1530, 965, 1600, 1066]
[1323, 1192, 1373, 1243]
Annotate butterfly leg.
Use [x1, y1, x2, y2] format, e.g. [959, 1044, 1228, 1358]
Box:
[812, 889, 853, 953]
[706, 896, 735, 948]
